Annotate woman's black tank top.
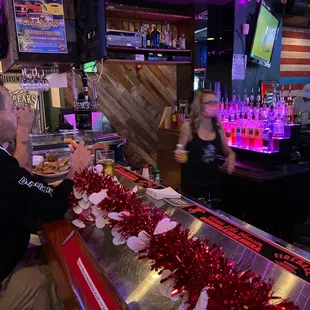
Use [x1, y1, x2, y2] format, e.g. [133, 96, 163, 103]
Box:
[183, 131, 221, 187]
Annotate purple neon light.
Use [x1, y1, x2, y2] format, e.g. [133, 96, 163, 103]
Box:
[64, 112, 102, 130]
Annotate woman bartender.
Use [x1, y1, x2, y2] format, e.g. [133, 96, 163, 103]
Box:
[175, 89, 235, 199]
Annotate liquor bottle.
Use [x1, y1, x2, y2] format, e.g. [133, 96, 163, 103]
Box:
[165, 23, 172, 48]
[250, 87, 254, 104]
[273, 113, 284, 137]
[268, 104, 276, 132]
[278, 85, 285, 118]
[285, 85, 293, 124]
[141, 24, 147, 48]
[263, 90, 268, 108]
[151, 26, 160, 48]
[241, 112, 249, 148]
[254, 113, 263, 150]
[243, 89, 248, 105]
[232, 89, 236, 103]
[236, 112, 242, 147]
[225, 115, 232, 144]
[171, 105, 180, 129]
[160, 28, 165, 49]
[288, 86, 295, 124]
[146, 24, 152, 48]
[154, 165, 161, 183]
[172, 37, 177, 49]
[280, 85, 285, 102]
[248, 113, 255, 149]
[231, 114, 237, 145]
[262, 127, 273, 152]
[75, 71, 92, 130]
[180, 33, 186, 49]
[256, 86, 261, 105]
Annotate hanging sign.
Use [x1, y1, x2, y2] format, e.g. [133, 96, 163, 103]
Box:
[0, 73, 41, 132]
[0, 74, 38, 108]
[232, 54, 247, 80]
[13, 0, 68, 54]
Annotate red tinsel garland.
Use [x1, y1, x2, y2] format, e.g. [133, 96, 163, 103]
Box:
[71, 168, 300, 310]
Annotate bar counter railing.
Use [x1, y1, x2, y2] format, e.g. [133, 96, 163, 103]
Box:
[40, 165, 310, 310]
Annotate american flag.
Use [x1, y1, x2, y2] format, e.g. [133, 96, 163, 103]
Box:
[280, 26, 310, 98]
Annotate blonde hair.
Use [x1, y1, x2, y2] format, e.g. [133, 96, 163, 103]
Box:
[190, 89, 220, 135]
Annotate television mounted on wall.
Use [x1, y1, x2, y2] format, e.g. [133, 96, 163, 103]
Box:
[249, 1, 280, 68]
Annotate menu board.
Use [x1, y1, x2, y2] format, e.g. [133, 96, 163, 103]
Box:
[13, 0, 68, 53]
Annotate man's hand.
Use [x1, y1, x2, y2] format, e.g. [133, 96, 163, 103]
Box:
[17, 106, 34, 133]
[67, 141, 92, 179]
[14, 106, 34, 172]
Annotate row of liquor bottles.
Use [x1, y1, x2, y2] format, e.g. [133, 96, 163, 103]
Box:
[140, 23, 187, 50]
[171, 101, 190, 130]
[221, 88, 295, 152]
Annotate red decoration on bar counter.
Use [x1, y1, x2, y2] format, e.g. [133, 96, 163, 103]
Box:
[70, 167, 300, 310]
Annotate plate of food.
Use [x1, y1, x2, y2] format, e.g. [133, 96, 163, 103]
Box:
[33, 157, 71, 178]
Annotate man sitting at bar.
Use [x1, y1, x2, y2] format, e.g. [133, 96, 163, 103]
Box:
[0, 86, 92, 309]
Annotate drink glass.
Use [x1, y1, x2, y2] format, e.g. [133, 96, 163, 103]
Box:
[95, 150, 115, 176]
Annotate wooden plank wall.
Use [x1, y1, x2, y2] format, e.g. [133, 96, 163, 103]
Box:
[64, 64, 177, 167]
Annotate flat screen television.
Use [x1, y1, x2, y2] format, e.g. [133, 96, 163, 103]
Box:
[249, 1, 280, 68]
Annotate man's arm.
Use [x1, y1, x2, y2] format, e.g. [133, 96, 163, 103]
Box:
[14, 106, 34, 172]
[4, 141, 91, 223]
[14, 125, 32, 172]
[1, 155, 73, 222]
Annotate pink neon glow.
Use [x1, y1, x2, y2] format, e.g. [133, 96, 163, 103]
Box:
[64, 112, 102, 129]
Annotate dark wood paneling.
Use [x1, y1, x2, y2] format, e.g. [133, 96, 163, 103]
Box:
[157, 128, 181, 190]
[177, 65, 194, 101]
[64, 64, 177, 167]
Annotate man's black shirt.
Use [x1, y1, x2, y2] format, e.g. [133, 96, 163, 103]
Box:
[0, 148, 73, 282]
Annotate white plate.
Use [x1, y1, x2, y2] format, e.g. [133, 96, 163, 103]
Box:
[33, 170, 69, 179]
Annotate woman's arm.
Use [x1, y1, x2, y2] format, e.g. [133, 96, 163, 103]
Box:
[218, 125, 235, 174]
[178, 122, 191, 148]
[175, 122, 191, 163]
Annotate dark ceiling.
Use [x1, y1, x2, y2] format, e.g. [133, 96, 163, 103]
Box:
[146, 0, 232, 3]
[283, 0, 310, 28]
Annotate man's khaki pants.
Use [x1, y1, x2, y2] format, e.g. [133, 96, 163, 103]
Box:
[0, 258, 64, 310]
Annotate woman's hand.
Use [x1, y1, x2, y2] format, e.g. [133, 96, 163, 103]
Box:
[174, 150, 188, 164]
[224, 152, 235, 174]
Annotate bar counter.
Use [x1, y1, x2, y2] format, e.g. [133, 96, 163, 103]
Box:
[41, 167, 310, 310]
